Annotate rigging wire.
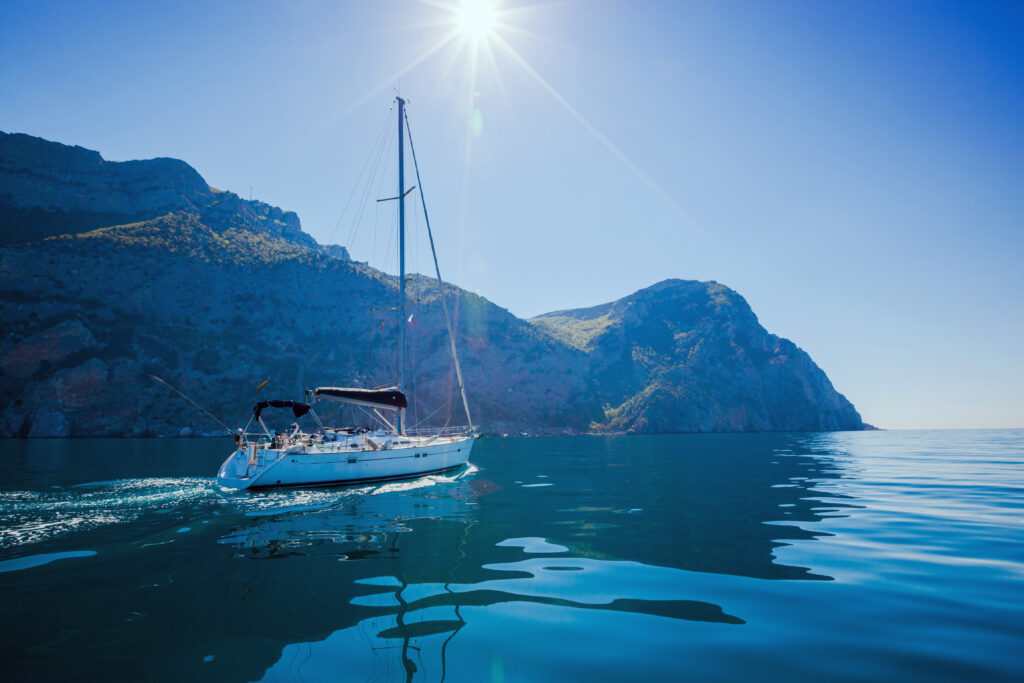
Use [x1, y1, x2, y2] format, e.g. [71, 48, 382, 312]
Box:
[408, 395, 454, 431]
[348, 111, 397, 253]
[148, 375, 234, 435]
[372, 294, 380, 385]
[379, 143, 398, 276]
[403, 108, 474, 431]
[409, 190, 420, 426]
[326, 106, 392, 249]
[370, 123, 397, 277]
[359, 116, 398, 380]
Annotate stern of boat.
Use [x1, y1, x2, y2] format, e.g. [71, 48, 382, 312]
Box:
[217, 444, 277, 490]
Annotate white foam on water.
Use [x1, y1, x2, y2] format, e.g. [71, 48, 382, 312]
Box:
[1, 463, 481, 551]
[0, 477, 217, 549]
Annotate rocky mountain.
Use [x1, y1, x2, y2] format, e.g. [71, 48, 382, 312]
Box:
[532, 281, 863, 432]
[0, 131, 316, 249]
[0, 132, 862, 437]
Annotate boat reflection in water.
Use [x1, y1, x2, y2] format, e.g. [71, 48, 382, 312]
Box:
[218, 467, 481, 560]
[219, 466, 484, 681]
[220, 435, 842, 681]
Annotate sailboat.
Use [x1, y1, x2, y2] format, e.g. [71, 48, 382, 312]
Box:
[217, 97, 477, 490]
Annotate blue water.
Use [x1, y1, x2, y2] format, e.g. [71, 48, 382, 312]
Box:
[0, 430, 1022, 681]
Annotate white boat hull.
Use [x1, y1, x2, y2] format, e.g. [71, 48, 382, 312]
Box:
[217, 433, 475, 490]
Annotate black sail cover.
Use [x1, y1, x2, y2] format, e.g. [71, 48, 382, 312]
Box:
[313, 387, 408, 410]
[252, 400, 311, 421]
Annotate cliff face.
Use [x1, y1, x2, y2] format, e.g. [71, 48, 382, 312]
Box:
[532, 280, 863, 432]
[0, 220, 596, 437]
[0, 133, 862, 436]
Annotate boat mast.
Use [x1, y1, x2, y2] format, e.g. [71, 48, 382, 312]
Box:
[396, 96, 407, 435]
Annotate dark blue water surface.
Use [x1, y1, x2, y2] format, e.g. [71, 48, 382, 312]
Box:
[1, 430, 1022, 681]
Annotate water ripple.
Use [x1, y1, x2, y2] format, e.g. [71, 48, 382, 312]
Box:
[0, 464, 480, 552]
[0, 477, 217, 549]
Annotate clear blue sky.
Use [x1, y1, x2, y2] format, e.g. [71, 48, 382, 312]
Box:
[2, 0, 1022, 429]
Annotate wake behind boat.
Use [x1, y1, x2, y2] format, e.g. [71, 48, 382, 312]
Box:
[217, 97, 477, 490]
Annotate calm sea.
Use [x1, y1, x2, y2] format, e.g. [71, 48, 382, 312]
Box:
[0, 430, 1022, 682]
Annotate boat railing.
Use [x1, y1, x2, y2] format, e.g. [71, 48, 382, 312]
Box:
[240, 432, 271, 446]
[404, 425, 475, 438]
[237, 425, 473, 449]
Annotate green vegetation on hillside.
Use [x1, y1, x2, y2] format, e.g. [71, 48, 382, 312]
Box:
[530, 312, 618, 350]
[47, 212, 319, 265]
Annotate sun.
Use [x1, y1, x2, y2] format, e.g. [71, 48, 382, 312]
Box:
[454, 0, 499, 42]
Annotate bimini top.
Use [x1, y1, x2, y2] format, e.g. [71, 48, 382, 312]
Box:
[312, 387, 408, 410]
[252, 400, 311, 421]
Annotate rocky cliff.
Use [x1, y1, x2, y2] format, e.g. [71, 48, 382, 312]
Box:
[532, 280, 863, 432]
[0, 132, 862, 436]
[0, 131, 315, 249]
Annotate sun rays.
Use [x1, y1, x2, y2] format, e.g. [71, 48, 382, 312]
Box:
[490, 33, 709, 240]
[437, 0, 707, 240]
[338, 0, 705, 243]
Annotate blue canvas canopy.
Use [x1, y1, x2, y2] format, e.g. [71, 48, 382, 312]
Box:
[252, 400, 311, 421]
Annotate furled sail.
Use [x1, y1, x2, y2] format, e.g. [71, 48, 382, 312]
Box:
[312, 387, 408, 411]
